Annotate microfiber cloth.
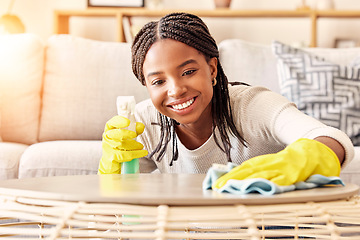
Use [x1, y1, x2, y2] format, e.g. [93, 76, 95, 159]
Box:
[203, 163, 344, 196]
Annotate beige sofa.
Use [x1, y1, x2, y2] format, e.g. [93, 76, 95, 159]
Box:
[0, 34, 359, 185]
[0, 34, 149, 179]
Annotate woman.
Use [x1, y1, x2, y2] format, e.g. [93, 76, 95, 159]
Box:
[98, 12, 354, 188]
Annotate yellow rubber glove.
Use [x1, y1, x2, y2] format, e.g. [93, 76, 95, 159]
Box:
[213, 138, 340, 189]
[98, 115, 148, 174]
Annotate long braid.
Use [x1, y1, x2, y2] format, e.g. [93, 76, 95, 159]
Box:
[131, 12, 246, 164]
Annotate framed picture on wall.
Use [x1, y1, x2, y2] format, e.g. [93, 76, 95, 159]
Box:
[88, 0, 144, 7]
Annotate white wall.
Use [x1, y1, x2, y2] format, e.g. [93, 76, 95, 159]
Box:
[1, 0, 360, 47]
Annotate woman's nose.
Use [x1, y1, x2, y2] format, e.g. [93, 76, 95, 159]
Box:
[167, 80, 186, 98]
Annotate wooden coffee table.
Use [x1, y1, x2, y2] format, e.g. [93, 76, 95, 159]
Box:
[0, 174, 359, 239]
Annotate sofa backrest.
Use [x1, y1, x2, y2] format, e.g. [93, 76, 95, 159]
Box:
[219, 39, 280, 93]
[39, 35, 149, 141]
[219, 39, 360, 95]
[0, 33, 44, 144]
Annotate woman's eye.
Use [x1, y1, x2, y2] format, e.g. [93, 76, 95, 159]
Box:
[152, 79, 165, 86]
[183, 69, 196, 76]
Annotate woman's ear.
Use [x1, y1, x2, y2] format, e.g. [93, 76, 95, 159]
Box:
[209, 57, 218, 79]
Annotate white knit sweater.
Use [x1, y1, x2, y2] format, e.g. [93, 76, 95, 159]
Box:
[135, 85, 354, 173]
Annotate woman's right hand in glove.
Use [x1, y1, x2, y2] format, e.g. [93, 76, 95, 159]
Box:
[98, 116, 148, 174]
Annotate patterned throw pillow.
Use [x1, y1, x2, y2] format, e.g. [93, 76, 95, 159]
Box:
[272, 41, 360, 146]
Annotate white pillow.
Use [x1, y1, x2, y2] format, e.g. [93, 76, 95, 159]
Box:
[39, 35, 149, 141]
[219, 39, 280, 93]
[0, 34, 44, 144]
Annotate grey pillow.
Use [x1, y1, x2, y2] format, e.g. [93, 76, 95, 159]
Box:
[272, 41, 360, 146]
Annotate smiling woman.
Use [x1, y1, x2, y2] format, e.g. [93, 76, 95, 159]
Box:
[142, 39, 216, 126]
[128, 13, 247, 168]
[98, 12, 354, 193]
[141, 39, 218, 153]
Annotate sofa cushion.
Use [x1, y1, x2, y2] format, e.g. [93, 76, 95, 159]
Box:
[0, 142, 28, 180]
[0, 97, 2, 142]
[0, 33, 44, 144]
[18, 140, 101, 178]
[219, 39, 360, 95]
[341, 147, 360, 186]
[272, 41, 360, 146]
[219, 39, 280, 93]
[39, 35, 149, 141]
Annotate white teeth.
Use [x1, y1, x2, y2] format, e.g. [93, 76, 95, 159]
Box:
[172, 98, 194, 110]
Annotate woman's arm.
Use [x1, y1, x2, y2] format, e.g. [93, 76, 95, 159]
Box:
[314, 136, 345, 165]
[270, 99, 353, 167]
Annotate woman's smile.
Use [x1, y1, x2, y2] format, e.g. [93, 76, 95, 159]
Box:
[169, 97, 195, 110]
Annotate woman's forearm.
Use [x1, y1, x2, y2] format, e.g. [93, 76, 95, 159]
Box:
[314, 136, 345, 165]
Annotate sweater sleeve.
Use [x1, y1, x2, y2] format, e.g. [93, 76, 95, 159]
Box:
[273, 106, 354, 168]
[229, 85, 354, 168]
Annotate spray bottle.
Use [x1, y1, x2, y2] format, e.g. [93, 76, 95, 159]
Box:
[116, 96, 139, 174]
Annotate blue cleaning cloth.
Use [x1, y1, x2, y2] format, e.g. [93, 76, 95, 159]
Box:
[203, 163, 344, 196]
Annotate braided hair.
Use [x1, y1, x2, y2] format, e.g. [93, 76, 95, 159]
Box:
[131, 12, 246, 165]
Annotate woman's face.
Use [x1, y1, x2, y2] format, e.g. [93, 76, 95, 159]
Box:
[142, 39, 217, 126]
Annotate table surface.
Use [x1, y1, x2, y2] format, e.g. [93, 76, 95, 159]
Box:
[0, 174, 358, 206]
